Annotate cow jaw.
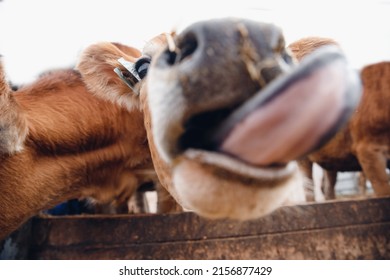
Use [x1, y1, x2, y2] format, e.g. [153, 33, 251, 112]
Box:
[173, 150, 302, 219]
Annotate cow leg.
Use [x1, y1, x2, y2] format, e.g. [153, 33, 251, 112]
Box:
[156, 184, 182, 213]
[137, 191, 150, 213]
[128, 191, 150, 213]
[357, 172, 367, 196]
[297, 158, 315, 201]
[322, 170, 337, 199]
[355, 144, 390, 196]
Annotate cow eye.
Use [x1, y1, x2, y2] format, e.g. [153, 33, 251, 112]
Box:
[135, 57, 151, 79]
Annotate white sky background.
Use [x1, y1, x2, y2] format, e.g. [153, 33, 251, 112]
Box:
[0, 0, 389, 85]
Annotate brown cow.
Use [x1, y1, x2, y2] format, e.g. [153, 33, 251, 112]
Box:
[289, 37, 390, 199]
[77, 18, 361, 220]
[77, 42, 181, 215]
[0, 43, 160, 240]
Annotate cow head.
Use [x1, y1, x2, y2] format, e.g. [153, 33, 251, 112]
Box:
[142, 18, 362, 219]
[137, 19, 303, 220]
[79, 18, 361, 220]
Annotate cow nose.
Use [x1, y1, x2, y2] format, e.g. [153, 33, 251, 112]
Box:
[156, 20, 239, 73]
[154, 19, 290, 85]
[154, 19, 263, 87]
[149, 18, 292, 115]
[165, 32, 198, 66]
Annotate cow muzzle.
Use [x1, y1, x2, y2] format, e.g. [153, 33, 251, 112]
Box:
[144, 18, 361, 219]
[148, 19, 295, 162]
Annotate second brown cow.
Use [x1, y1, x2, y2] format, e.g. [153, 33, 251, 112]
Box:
[289, 37, 390, 199]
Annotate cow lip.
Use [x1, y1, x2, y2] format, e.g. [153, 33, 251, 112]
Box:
[179, 148, 296, 178]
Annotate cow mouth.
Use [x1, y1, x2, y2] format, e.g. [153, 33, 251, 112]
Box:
[178, 105, 239, 154]
[174, 96, 288, 174]
[176, 103, 289, 171]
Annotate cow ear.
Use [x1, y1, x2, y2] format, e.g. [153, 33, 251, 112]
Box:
[76, 42, 143, 111]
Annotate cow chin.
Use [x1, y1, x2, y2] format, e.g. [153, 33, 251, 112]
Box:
[172, 149, 304, 220]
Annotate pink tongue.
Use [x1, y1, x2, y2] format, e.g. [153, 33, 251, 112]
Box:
[219, 59, 347, 166]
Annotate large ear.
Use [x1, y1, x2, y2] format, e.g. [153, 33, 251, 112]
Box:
[76, 42, 142, 111]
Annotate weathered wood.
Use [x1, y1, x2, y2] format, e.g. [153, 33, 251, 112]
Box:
[29, 223, 390, 260]
[26, 197, 390, 259]
[1, 197, 389, 259]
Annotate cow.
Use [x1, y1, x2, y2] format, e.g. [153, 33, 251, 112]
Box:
[289, 37, 390, 199]
[77, 18, 361, 220]
[0, 43, 162, 240]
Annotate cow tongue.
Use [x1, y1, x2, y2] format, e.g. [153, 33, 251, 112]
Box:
[211, 46, 362, 166]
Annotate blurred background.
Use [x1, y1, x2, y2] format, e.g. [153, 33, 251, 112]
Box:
[0, 0, 390, 85]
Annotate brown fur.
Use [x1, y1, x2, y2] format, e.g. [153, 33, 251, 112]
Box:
[77, 40, 181, 214]
[289, 37, 390, 198]
[0, 47, 156, 239]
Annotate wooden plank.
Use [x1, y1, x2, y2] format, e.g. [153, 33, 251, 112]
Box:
[0, 221, 32, 260]
[27, 197, 390, 259]
[30, 197, 390, 246]
[29, 223, 390, 260]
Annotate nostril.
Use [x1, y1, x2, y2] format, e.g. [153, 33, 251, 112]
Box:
[177, 32, 198, 63]
[163, 33, 198, 66]
[162, 32, 198, 66]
